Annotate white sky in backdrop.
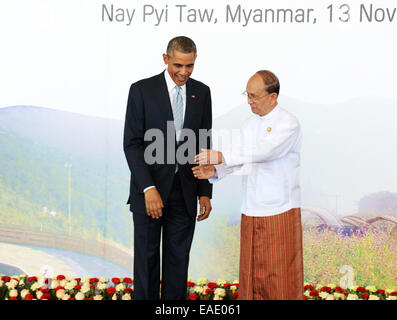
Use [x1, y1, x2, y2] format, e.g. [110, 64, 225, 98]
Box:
[1, 0, 396, 119]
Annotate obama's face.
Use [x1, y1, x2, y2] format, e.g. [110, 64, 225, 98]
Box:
[163, 50, 196, 86]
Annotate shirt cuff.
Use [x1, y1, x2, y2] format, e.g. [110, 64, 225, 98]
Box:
[143, 186, 156, 193]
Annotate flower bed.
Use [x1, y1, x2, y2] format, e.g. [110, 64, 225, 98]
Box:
[1, 275, 396, 300]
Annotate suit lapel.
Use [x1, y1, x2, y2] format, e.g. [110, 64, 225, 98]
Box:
[183, 79, 195, 131]
[157, 72, 174, 122]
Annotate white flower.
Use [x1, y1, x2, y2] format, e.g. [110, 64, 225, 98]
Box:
[81, 284, 91, 294]
[56, 289, 66, 299]
[213, 294, 222, 300]
[65, 281, 76, 291]
[9, 289, 18, 298]
[346, 294, 359, 300]
[325, 294, 335, 300]
[214, 288, 226, 297]
[386, 296, 397, 300]
[334, 293, 345, 300]
[116, 283, 126, 292]
[304, 291, 311, 297]
[19, 279, 25, 286]
[112, 294, 118, 300]
[122, 293, 132, 300]
[59, 279, 67, 287]
[36, 291, 43, 300]
[81, 277, 90, 284]
[31, 283, 40, 291]
[20, 289, 30, 299]
[62, 294, 71, 300]
[97, 283, 107, 290]
[94, 295, 103, 300]
[315, 284, 323, 291]
[99, 278, 108, 283]
[193, 286, 203, 294]
[368, 295, 380, 300]
[75, 292, 85, 300]
[51, 280, 60, 289]
[0, 280, 4, 287]
[319, 292, 328, 300]
[230, 285, 238, 292]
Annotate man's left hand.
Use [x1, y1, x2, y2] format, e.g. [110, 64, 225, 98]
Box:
[197, 196, 212, 222]
[195, 149, 224, 165]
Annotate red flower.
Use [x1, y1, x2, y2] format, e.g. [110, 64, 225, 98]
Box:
[356, 287, 366, 293]
[310, 290, 319, 297]
[85, 298, 94, 300]
[75, 285, 82, 290]
[224, 283, 231, 289]
[25, 294, 34, 300]
[362, 293, 369, 299]
[304, 285, 314, 291]
[201, 298, 209, 300]
[1, 276, 11, 282]
[123, 277, 133, 284]
[9, 297, 18, 300]
[188, 294, 198, 300]
[335, 286, 344, 293]
[68, 297, 76, 300]
[55, 286, 64, 291]
[376, 289, 385, 296]
[124, 288, 133, 294]
[205, 289, 215, 295]
[56, 275, 66, 280]
[232, 292, 239, 299]
[27, 276, 38, 283]
[107, 287, 116, 295]
[390, 292, 397, 296]
[207, 282, 217, 289]
[74, 278, 81, 283]
[89, 278, 99, 284]
[40, 286, 49, 293]
[232, 283, 239, 289]
[40, 294, 51, 300]
[321, 286, 332, 293]
[112, 278, 121, 284]
[187, 281, 195, 287]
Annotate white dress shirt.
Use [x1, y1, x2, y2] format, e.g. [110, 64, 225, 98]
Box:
[143, 70, 187, 193]
[210, 105, 302, 217]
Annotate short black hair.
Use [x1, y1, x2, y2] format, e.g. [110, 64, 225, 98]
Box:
[166, 36, 197, 56]
[256, 70, 280, 95]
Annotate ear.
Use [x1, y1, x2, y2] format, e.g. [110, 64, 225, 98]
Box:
[162, 53, 168, 65]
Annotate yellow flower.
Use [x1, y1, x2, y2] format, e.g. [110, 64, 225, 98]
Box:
[365, 286, 377, 293]
[217, 279, 227, 287]
[334, 293, 345, 300]
[319, 292, 328, 300]
[197, 278, 208, 286]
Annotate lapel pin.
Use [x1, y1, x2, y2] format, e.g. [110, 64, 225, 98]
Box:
[191, 95, 196, 98]
[267, 127, 272, 133]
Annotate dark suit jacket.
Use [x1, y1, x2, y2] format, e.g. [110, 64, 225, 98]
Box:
[123, 71, 213, 217]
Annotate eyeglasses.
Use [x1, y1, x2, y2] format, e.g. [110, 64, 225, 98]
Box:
[242, 90, 271, 102]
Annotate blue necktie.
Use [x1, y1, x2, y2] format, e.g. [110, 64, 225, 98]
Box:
[172, 86, 184, 141]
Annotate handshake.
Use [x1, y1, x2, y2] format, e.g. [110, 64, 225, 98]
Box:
[192, 149, 224, 180]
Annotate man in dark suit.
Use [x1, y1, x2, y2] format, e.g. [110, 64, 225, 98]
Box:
[123, 36, 213, 300]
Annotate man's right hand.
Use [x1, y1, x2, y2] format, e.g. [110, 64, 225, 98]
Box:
[144, 188, 164, 219]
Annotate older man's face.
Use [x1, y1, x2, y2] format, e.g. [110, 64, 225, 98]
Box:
[163, 50, 196, 86]
[245, 74, 277, 116]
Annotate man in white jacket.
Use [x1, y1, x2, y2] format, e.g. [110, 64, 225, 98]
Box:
[193, 70, 304, 300]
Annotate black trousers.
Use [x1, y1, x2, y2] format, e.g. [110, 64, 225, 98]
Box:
[132, 173, 196, 300]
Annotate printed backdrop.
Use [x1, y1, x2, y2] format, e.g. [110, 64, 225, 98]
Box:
[1, 0, 397, 288]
